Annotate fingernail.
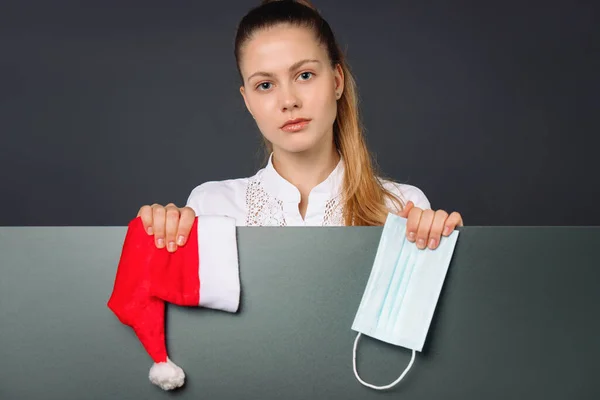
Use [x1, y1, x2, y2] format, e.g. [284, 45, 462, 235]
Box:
[408, 232, 416, 241]
[417, 238, 425, 248]
[177, 235, 185, 246]
[168, 241, 176, 252]
[147, 227, 153, 235]
[429, 238, 436, 249]
[443, 226, 451, 235]
[157, 238, 164, 248]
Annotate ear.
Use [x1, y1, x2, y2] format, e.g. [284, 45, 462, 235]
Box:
[333, 64, 344, 98]
[240, 86, 254, 119]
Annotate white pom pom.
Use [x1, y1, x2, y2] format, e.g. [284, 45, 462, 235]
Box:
[149, 358, 185, 390]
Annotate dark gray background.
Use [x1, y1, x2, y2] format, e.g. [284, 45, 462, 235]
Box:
[1, 225, 599, 399]
[1, 0, 598, 227]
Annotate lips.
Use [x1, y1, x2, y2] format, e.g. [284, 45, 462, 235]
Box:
[281, 118, 311, 128]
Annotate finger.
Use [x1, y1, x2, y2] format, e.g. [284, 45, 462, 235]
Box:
[415, 209, 435, 250]
[152, 204, 166, 249]
[443, 212, 463, 235]
[405, 206, 422, 243]
[176, 206, 196, 247]
[428, 210, 448, 250]
[454, 212, 464, 227]
[137, 205, 154, 235]
[397, 201, 414, 218]
[165, 203, 181, 253]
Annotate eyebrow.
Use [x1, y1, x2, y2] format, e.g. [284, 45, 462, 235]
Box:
[246, 59, 321, 83]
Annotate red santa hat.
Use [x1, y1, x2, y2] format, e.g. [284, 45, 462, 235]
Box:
[107, 215, 240, 390]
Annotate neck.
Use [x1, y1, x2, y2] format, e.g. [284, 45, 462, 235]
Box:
[271, 143, 340, 198]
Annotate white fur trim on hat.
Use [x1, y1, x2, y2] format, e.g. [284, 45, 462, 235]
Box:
[197, 215, 240, 312]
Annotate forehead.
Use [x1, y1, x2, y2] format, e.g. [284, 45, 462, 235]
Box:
[240, 24, 327, 75]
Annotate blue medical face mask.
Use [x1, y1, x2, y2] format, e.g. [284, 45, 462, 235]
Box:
[351, 213, 460, 390]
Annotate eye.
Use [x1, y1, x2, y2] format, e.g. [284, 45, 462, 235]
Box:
[298, 71, 314, 81]
[256, 82, 272, 91]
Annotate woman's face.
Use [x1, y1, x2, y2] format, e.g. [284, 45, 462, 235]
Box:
[239, 24, 344, 156]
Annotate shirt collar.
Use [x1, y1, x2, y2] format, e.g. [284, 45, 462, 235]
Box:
[261, 152, 345, 203]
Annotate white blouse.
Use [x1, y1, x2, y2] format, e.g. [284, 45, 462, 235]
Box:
[185, 154, 431, 227]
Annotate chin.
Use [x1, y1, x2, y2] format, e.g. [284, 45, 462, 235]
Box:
[275, 143, 316, 154]
[276, 136, 326, 154]
[267, 122, 334, 154]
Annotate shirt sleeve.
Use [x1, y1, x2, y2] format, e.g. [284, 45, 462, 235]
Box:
[406, 185, 431, 210]
[381, 180, 431, 213]
[185, 184, 206, 216]
[184, 178, 247, 223]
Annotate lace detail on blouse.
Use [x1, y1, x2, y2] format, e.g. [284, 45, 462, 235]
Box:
[322, 196, 344, 226]
[244, 176, 287, 226]
[243, 175, 345, 226]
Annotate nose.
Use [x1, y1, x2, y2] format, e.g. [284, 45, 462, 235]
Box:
[279, 85, 301, 112]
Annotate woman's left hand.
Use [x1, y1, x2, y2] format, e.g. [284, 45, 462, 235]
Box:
[397, 201, 463, 250]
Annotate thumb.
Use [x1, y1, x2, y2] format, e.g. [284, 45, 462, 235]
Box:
[397, 201, 414, 218]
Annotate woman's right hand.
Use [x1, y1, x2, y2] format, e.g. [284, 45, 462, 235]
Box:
[137, 203, 196, 252]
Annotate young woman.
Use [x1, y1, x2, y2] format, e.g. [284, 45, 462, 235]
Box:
[137, 0, 463, 252]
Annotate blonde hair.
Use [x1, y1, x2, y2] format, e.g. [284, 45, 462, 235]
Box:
[234, 0, 405, 226]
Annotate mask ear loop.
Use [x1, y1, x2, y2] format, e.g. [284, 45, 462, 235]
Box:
[352, 332, 416, 390]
